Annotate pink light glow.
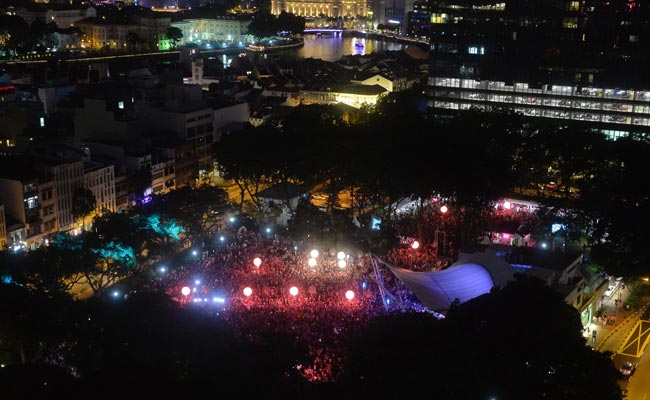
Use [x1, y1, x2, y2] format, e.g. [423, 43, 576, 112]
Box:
[503, 233, 510, 239]
[181, 286, 191, 296]
[253, 257, 262, 267]
[243, 287, 252, 297]
[504, 201, 511, 210]
[345, 290, 355, 300]
[411, 240, 420, 250]
[289, 286, 299, 296]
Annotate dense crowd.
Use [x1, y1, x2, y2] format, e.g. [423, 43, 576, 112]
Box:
[143, 199, 540, 382]
[146, 228, 389, 382]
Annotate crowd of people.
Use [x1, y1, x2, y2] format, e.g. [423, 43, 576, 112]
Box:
[146, 228, 390, 382]
[143, 198, 541, 382]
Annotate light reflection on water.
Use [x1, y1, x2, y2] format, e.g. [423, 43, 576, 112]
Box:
[289, 34, 405, 62]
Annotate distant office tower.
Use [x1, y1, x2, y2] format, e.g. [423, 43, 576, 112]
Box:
[373, 0, 413, 31]
[426, 0, 650, 139]
[271, 0, 368, 18]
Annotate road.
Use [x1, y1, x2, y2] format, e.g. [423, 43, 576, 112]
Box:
[621, 350, 650, 399]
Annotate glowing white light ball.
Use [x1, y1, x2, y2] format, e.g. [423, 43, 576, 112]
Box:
[310, 249, 319, 258]
[289, 286, 299, 296]
[503, 201, 511, 210]
[440, 205, 448, 214]
[338, 259, 347, 268]
[345, 290, 355, 300]
[181, 286, 191, 296]
[253, 257, 262, 267]
[337, 251, 346, 260]
[308, 257, 317, 267]
[243, 287, 252, 297]
[411, 240, 420, 250]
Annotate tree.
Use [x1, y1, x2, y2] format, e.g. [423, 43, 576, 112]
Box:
[71, 187, 96, 231]
[150, 185, 233, 248]
[127, 168, 152, 205]
[126, 31, 140, 51]
[0, 247, 83, 296]
[342, 275, 623, 399]
[246, 11, 278, 38]
[581, 137, 650, 278]
[277, 11, 305, 35]
[165, 26, 183, 48]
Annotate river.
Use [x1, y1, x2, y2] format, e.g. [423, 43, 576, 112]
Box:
[287, 34, 406, 62]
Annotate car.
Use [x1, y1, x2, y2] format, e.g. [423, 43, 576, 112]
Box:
[620, 361, 638, 378]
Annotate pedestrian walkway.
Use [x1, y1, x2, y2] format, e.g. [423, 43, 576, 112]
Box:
[589, 285, 635, 351]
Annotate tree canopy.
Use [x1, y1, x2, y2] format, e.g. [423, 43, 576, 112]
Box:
[342, 276, 622, 399]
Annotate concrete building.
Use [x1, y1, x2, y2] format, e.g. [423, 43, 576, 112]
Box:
[171, 17, 252, 46]
[74, 93, 141, 141]
[50, 27, 82, 50]
[47, 159, 84, 233]
[135, 15, 171, 45]
[271, 0, 368, 18]
[427, 77, 650, 140]
[152, 138, 195, 189]
[84, 161, 117, 218]
[0, 158, 59, 249]
[425, 0, 650, 139]
[373, 0, 413, 31]
[144, 85, 215, 174]
[76, 18, 140, 51]
[298, 83, 388, 108]
[76, 17, 169, 51]
[13, 3, 96, 28]
[151, 157, 175, 195]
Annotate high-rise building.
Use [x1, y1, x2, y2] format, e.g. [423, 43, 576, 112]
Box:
[426, 0, 650, 137]
[373, 0, 413, 32]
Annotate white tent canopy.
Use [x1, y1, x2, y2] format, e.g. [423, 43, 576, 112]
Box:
[381, 252, 515, 312]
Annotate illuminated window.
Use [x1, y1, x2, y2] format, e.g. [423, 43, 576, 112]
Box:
[567, 1, 579, 11]
[431, 13, 448, 23]
[563, 17, 578, 28]
[468, 45, 485, 55]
